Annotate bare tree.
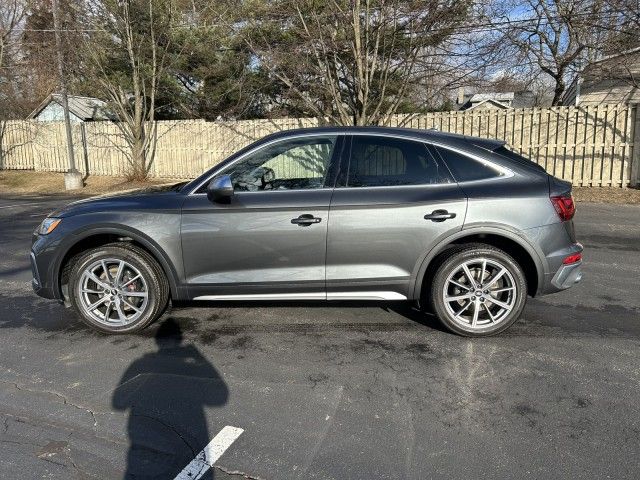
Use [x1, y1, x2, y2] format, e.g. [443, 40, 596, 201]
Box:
[84, 0, 175, 180]
[0, 0, 26, 70]
[242, 0, 478, 125]
[602, 0, 640, 52]
[0, 0, 26, 169]
[586, 0, 640, 89]
[0, 0, 28, 119]
[503, 0, 606, 105]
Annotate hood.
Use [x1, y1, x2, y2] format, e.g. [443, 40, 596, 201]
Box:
[51, 182, 187, 218]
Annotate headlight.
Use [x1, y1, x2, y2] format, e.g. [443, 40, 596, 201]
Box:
[38, 217, 62, 235]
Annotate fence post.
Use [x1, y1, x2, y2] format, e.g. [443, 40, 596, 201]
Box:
[631, 104, 640, 188]
[80, 122, 89, 177]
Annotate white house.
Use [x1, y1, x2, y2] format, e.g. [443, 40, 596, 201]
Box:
[28, 94, 113, 122]
[562, 47, 640, 106]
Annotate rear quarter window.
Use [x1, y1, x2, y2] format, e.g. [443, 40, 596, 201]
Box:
[434, 145, 503, 182]
[493, 145, 547, 173]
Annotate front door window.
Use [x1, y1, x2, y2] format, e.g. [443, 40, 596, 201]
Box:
[221, 136, 337, 191]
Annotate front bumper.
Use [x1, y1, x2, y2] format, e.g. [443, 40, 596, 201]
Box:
[30, 228, 64, 300]
[30, 251, 41, 287]
[31, 248, 58, 299]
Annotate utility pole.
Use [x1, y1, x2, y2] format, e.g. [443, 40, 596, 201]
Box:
[52, 0, 83, 190]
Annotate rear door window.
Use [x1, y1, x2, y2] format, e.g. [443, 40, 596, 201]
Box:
[433, 146, 503, 182]
[345, 136, 452, 187]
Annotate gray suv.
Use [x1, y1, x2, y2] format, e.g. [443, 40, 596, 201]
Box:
[31, 127, 582, 336]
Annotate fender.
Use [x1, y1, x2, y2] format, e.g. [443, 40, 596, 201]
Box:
[410, 224, 547, 301]
[52, 224, 183, 300]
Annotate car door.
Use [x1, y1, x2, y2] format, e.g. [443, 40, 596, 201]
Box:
[326, 134, 467, 300]
[181, 134, 343, 300]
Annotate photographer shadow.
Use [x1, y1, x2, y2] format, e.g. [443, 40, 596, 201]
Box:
[112, 318, 228, 479]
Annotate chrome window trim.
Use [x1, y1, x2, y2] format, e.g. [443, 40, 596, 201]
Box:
[332, 182, 455, 191]
[341, 133, 513, 188]
[188, 130, 513, 195]
[431, 143, 514, 182]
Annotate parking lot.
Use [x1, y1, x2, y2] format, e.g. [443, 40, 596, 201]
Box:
[1, 194, 639, 479]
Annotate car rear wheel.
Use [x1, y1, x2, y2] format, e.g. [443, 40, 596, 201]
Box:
[430, 245, 527, 336]
[68, 243, 169, 334]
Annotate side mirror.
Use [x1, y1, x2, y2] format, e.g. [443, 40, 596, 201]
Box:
[207, 175, 234, 203]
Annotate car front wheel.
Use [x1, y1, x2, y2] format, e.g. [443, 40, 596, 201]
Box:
[68, 243, 169, 334]
[430, 245, 527, 336]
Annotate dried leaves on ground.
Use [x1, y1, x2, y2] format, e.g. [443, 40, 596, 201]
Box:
[0, 171, 185, 197]
[572, 187, 640, 204]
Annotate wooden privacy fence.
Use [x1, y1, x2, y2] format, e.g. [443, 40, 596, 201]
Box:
[1, 104, 638, 187]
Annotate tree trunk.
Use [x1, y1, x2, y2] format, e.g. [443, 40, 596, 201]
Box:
[551, 77, 566, 106]
[130, 118, 147, 181]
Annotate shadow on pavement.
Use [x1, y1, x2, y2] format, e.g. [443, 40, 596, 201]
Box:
[112, 318, 229, 479]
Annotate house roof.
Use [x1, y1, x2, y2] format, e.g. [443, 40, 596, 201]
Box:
[456, 91, 535, 110]
[465, 99, 512, 110]
[586, 46, 640, 67]
[28, 94, 113, 121]
[468, 92, 515, 103]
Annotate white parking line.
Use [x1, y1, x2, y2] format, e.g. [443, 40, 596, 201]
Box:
[0, 202, 46, 209]
[174, 425, 244, 480]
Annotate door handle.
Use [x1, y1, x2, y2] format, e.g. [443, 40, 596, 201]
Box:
[291, 214, 322, 226]
[424, 210, 456, 222]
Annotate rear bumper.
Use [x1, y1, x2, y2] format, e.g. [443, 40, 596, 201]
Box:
[538, 241, 583, 295]
[550, 260, 583, 290]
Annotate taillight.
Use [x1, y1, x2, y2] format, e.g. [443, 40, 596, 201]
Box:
[562, 252, 582, 264]
[550, 195, 575, 221]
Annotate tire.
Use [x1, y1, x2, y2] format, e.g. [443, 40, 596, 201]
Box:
[68, 243, 169, 334]
[430, 244, 527, 337]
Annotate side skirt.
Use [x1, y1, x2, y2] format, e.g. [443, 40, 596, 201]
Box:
[192, 291, 407, 301]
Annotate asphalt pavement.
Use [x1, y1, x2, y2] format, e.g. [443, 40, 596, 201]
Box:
[0, 194, 639, 479]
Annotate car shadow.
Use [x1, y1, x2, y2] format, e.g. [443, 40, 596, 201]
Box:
[172, 299, 452, 334]
[112, 318, 229, 479]
[382, 302, 451, 333]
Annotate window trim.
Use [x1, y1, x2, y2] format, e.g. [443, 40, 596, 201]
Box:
[357, 132, 514, 183]
[188, 131, 513, 195]
[432, 144, 513, 184]
[338, 133, 510, 189]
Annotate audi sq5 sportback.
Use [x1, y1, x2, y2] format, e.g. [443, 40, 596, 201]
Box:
[31, 127, 583, 336]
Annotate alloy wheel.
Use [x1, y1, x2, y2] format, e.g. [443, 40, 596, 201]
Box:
[77, 258, 149, 327]
[442, 257, 517, 330]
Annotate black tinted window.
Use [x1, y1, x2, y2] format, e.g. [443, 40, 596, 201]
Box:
[346, 136, 451, 187]
[434, 146, 502, 182]
[494, 145, 546, 172]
